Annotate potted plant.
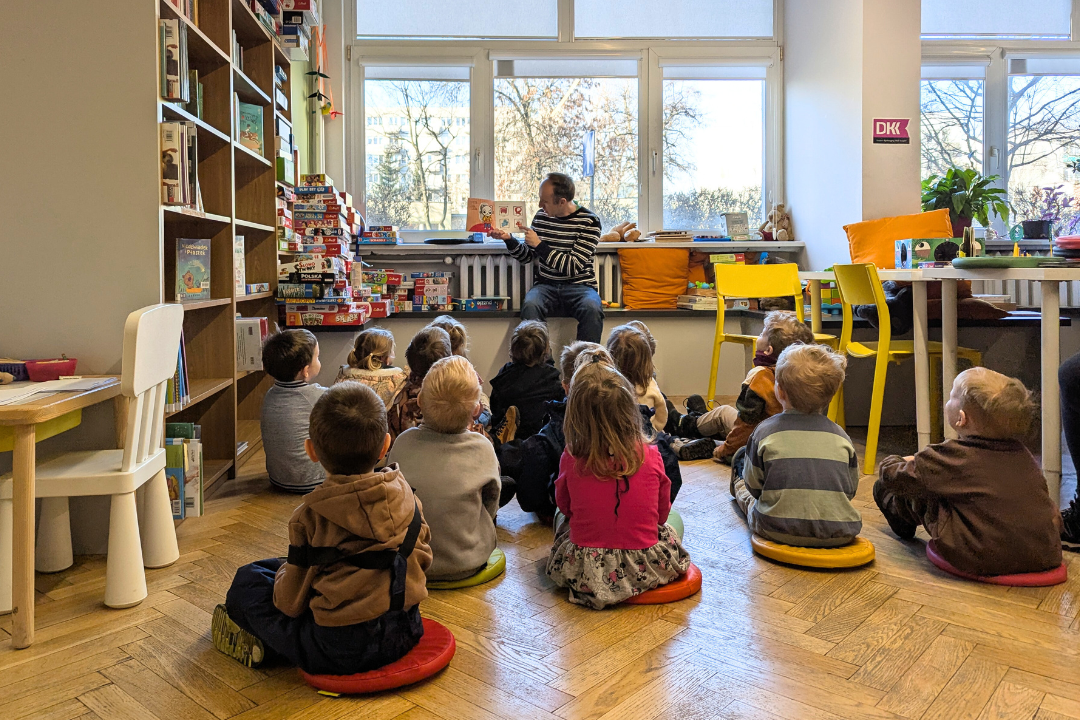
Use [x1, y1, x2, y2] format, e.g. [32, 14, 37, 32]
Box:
[921, 168, 1011, 237]
[1014, 185, 1077, 239]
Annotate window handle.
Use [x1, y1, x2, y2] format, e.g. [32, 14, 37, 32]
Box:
[652, 150, 658, 175]
[475, 149, 482, 172]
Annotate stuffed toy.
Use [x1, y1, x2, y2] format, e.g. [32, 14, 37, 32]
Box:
[601, 221, 643, 243]
[759, 204, 794, 241]
[0, 372, 12, 385]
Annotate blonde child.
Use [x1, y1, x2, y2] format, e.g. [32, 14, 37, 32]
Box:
[731, 344, 862, 547]
[606, 325, 666, 433]
[336, 328, 407, 406]
[876, 367, 1062, 576]
[388, 356, 502, 581]
[428, 315, 491, 422]
[546, 362, 691, 609]
[387, 327, 451, 441]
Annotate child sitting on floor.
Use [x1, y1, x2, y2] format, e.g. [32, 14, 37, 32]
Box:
[213, 383, 433, 673]
[260, 329, 327, 494]
[387, 327, 451, 441]
[428, 314, 491, 431]
[606, 324, 666, 434]
[730, 344, 862, 547]
[489, 320, 564, 442]
[677, 311, 814, 464]
[388, 356, 502, 582]
[336, 327, 407, 406]
[513, 342, 610, 521]
[875, 367, 1062, 576]
[546, 361, 691, 609]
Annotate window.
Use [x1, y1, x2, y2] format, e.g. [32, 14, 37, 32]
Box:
[662, 66, 765, 228]
[356, 0, 556, 39]
[921, 0, 1071, 39]
[493, 59, 639, 229]
[574, 0, 773, 39]
[1008, 59, 1080, 235]
[364, 66, 471, 230]
[920, 65, 985, 178]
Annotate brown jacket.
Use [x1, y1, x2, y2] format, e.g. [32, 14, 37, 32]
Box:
[718, 365, 783, 458]
[273, 465, 432, 626]
[879, 437, 1062, 577]
[387, 379, 423, 442]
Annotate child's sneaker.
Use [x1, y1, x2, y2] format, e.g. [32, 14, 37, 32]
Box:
[1062, 498, 1080, 552]
[673, 437, 717, 461]
[494, 406, 518, 444]
[212, 604, 265, 667]
[685, 394, 708, 414]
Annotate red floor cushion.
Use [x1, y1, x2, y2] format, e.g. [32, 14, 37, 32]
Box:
[623, 563, 702, 605]
[926, 542, 1067, 587]
[300, 619, 456, 695]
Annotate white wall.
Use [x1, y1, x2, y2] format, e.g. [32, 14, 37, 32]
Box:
[1, 1, 163, 375]
[861, 0, 922, 221]
[784, 0, 865, 270]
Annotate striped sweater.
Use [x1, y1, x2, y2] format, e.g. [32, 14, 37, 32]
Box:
[742, 411, 862, 548]
[502, 207, 602, 287]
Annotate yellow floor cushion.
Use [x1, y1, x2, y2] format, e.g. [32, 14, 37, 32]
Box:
[427, 548, 506, 589]
[751, 535, 875, 568]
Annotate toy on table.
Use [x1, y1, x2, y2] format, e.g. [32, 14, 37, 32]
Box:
[600, 221, 642, 243]
[0, 372, 12, 385]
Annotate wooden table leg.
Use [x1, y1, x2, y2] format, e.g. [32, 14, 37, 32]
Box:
[1042, 280, 1062, 506]
[940, 279, 959, 441]
[912, 281, 931, 450]
[11, 424, 35, 648]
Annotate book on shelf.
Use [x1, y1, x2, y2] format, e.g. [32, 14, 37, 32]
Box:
[165, 438, 187, 519]
[176, 237, 211, 302]
[159, 19, 189, 102]
[236, 317, 269, 372]
[274, 65, 288, 90]
[160, 121, 199, 207]
[234, 235, 246, 297]
[274, 87, 289, 113]
[166, 422, 203, 518]
[184, 69, 203, 120]
[232, 30, 243, 71]
[237, 102, 264, 155]
[166, 0, 200, 23]
[165, 329, 191, 413]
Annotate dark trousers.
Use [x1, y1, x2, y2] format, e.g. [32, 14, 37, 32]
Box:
[1061, 353, 1080, 503]
[872, 478, 930, 532]
[225, 558, 424, 675]
[521, 282, 604, 343]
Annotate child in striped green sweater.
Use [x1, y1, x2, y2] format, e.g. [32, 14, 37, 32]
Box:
[731, 343, 862, 548]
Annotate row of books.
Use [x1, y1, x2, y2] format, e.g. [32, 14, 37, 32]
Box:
[165, 0, 199, 24]
[165, 330, 191, 413]
[160, 121, 202, 209]
[159, 19, 190, 103]
[165, 422, 204, 520]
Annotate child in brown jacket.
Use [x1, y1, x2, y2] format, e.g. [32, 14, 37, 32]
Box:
[875, 367, 1062, 577]
[213, 383, 433, 673]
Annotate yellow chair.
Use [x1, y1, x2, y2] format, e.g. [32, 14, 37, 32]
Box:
[707, 263, 837, 402]
[832, 264, 981, 474]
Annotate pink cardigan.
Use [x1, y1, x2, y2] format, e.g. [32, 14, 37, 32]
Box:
[554, 444, 671, 550]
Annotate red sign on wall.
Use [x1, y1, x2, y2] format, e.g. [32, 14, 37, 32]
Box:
[873, 118, 910, 144]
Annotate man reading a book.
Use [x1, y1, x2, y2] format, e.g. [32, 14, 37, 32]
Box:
[490, 173, 604, 343]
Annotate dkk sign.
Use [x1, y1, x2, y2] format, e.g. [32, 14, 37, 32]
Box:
[873, 118, 911, 144]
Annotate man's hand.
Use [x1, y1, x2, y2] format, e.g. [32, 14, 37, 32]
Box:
[489, 228, 512, 241]
[523, 228, 541, 247]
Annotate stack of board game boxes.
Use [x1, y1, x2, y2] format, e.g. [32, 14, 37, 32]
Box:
[355, 225, 400, 248]
[278, 256, 369, 327]
[356, 269, 402, 319]
[352, 269, 454, 314]
[410, 273, 453, 312]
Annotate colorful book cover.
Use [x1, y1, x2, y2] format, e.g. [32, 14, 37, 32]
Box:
[165, 438, 187, 519]
[160, 19, 185, 101]
[176, 238, 211, 302]
[494, 202, 526, 231]
[238, 102, 263, 155]
[466, 197, 494, 233]
[234, 235, 246, 297]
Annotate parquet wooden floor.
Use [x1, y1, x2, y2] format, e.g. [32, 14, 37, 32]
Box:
[3, 444, 1079, 720]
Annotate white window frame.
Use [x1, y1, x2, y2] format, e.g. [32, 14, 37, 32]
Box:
[346, 1, 783, 237]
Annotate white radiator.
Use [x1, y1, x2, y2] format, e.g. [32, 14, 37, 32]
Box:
[455, 254, 623, 308]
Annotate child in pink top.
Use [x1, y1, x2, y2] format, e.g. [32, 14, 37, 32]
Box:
[546, 360, 691, 609]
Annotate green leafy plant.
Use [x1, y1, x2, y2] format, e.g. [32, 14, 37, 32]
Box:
[921, 167, 1011, 227]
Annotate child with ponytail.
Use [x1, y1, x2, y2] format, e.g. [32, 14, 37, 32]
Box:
[336, 328, 407, 406]
[546, 361, 691, 609]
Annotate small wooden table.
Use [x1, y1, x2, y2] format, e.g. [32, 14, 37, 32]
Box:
[0, 377, 121, 648]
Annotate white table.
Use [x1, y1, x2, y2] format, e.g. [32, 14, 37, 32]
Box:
[801, 270, 934, 451]
[921, 266, 1080, 503]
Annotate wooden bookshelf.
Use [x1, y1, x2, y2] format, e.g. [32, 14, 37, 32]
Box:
[155, 0, 300, 491]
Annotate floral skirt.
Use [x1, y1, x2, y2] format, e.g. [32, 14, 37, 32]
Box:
[545, 524, 691, 609]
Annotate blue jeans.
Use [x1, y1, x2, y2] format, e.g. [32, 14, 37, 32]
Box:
[521, 282, 604, 342]
[225, 558, 423, 675]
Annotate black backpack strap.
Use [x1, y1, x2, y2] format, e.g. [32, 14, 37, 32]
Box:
[285, 500, 422, 610]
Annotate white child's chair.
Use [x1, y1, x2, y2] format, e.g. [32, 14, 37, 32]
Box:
[0, 304, 184, 609]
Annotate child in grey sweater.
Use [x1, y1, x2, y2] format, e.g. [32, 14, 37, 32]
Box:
[260, 330, 327, 493]
[388, 355, 501, 581]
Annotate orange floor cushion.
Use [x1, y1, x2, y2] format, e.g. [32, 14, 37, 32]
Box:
[622, 563, 702, 604]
